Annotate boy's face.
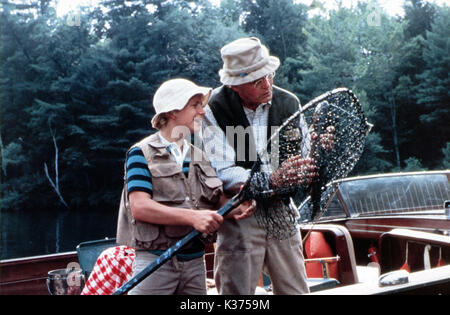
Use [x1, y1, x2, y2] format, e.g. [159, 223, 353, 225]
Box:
[171, 94, 206, 133]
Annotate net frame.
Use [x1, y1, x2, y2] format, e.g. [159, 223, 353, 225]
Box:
[247, 88, 372, 240]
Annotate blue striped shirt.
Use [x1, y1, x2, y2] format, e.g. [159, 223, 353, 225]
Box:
[126, 146, 204, 256]
[126, 147, 191, 196]
[126, 147, 153, 196]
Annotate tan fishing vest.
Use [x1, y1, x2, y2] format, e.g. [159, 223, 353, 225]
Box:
[116, 133, 223, 250]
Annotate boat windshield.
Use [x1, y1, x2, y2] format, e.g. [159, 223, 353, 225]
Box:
[318, 172, 450, 219]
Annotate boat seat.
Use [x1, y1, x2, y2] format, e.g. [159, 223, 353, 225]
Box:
[301, 224, 359, 285]
[379, 229, 450, 273]
[76, 238, 117, 277]
[304, 230, 339, 279]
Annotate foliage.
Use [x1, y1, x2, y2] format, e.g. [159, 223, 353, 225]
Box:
[401, 157, 426, 172]
[1, 0, 449, 214]
[442, 143, 450, 170]
[414, 6, 450, 166]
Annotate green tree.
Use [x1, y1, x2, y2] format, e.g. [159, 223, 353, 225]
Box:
[1, 1, 105, 212]
[297, 7, 363, 100]
[297, 4, 395, 173]
[1, 0, 251, 214]
[240, 0, 309, 62]
[238, 0, 310, 94]
[401, 157, 426, 172]
[403, 0, 436, 39]
[441, 143, 450, 169]
[414, 6, 450, 167]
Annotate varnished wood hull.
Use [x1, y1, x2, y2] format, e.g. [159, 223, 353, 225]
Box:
[0, 252, 78, 295]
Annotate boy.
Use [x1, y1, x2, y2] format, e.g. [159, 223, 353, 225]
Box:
[116, 78, 254, 295]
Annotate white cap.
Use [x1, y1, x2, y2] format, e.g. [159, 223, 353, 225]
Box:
[151, 78, 212, 129]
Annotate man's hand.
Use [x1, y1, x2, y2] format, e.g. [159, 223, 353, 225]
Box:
[222, 185, 257, 220]
[270, 156, 318, 188]
[226, 199, 257, 220]
[311, 125, 335, 152]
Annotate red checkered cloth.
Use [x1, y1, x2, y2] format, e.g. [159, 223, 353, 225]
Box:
[81, 246, 135, 295]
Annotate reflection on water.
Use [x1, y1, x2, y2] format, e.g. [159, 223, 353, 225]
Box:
[1, 208, 117, 260]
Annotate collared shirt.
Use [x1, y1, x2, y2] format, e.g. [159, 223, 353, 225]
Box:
[201, 101, 310, 194]
[242, 102, 270, 157]
[158, 133, 189, 168]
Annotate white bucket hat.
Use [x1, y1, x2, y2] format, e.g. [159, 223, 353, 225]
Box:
[151, 78, 212, 129]
[219, 37, 280, 86]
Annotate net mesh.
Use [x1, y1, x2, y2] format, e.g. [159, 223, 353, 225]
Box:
[245, 89, 371, 240]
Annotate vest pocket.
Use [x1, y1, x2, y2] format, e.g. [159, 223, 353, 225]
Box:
[149, 163, 186, 203]
[133, 220, 159, 248]
[196, 163, 223, 205]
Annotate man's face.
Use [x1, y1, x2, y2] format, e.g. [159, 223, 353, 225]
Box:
[231, 73, 274, 109]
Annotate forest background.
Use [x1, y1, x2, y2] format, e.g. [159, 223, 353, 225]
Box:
[1, 0, 449, 258]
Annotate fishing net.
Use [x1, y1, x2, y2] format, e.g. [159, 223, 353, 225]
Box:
[244, 88, 372, 240]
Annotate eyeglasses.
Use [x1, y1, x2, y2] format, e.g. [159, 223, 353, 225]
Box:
[252, 73, 275, 89]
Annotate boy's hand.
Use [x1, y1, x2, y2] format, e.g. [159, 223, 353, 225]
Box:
[193, 210, 223, 234]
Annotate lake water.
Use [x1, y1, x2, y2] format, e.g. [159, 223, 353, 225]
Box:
[1, 208, 118, 260]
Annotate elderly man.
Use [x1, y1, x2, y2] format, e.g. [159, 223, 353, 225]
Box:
[201, 37, 313, 295]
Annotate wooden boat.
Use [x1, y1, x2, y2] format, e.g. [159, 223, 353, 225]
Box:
[1, 170, 449, 295]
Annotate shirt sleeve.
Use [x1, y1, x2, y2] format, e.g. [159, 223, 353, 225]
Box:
[126, 147, 153, 196]
[200, 105, 250, 194]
